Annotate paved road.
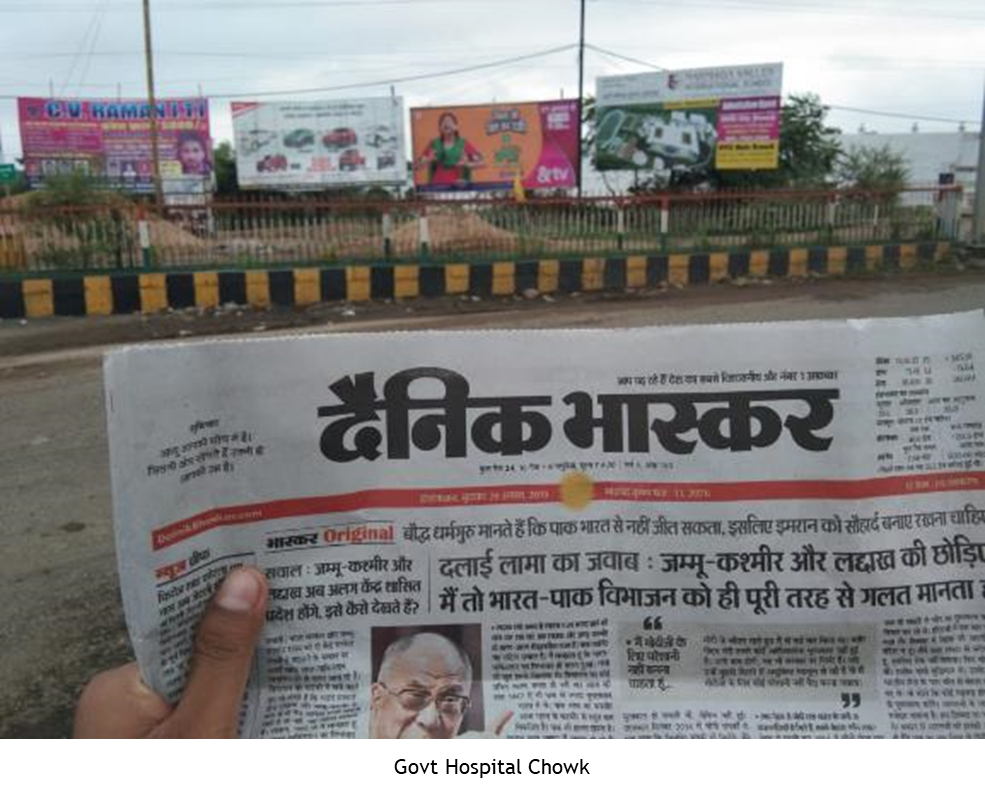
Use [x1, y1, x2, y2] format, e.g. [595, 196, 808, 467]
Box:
[2, 269, 985, 737]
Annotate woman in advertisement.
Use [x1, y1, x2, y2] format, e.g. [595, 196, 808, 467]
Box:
[417, 111, 484, 188]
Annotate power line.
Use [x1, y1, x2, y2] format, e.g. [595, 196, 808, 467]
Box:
[828, 55, 985, 69]
[591, 49, 638, 75]
[585, 44, 665, 72]
[582, 42, 976, 126]
[0, 0, 980, 13]
[208, 43, 579, 99]
[0, 44, 578, 99]
[0, 0, 548, 11]
[586, 44, 985, 72]
[59, 2, 105, 94]
[0, 23, 974, 130]
[76, 1, 110, 92]
[421, 56, 564, 104]
[0, 61, 580, 94]
[0, 47, 555, 62]
[587, 0, 985, 23]
[589, 46, 660, 79]
[0, 0, 981, 24]
[827, 104, 975, 126]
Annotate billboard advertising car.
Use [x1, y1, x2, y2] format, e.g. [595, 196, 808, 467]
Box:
[595, 63, 783, 178]
[232, 97, 406, 189]
[17, 97, 212, 192]
[410, 100, 580, 192]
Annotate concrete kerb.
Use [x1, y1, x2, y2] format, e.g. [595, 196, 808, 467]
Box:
[0, 242, 953, 319]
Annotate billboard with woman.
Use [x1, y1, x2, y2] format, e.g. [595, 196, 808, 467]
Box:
[411, 100, 580, 192]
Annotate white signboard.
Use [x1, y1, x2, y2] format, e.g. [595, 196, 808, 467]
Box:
[232, 97, 406, 189]
[597, 63, 784, 107]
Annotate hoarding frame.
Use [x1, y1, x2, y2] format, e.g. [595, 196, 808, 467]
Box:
[410, 99, 582, 193]
[595, 63, 783, 178]
[232, 97, 407, 191]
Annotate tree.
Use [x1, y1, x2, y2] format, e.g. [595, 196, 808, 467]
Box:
[778, 93, 841, 187]
[23, 171, 133, 269]
[24, 170, 123, 209]
[836, 143, 910, 193]
[213, 141, 239, 195]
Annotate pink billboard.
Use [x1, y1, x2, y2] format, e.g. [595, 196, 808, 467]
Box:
[17, 97, 212, 191]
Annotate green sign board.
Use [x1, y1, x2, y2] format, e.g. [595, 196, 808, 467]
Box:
[0, 164, 16, 184]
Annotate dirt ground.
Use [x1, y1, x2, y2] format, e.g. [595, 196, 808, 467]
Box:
[2, 265, 985, 738]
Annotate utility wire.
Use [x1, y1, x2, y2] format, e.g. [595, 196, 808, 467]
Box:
[207, 43, 579, 99]
[0, 0, 553, 11]
[585, 44, 664, 72]
[585, 43, 976, 126]
[0, 0, 982, 22]
[1, 49, 984, 72]
[59, 4, 104, 94]
[591, 50, 637, 75]
[587, 0, 985, 23]
[0, 33, 974, 128]
[0, 0, 980, 14]
[0, 50, 578, 93]
[827, 104, 975, 126]
[0, 44, 577, 99]
[76, 1, 109, 91]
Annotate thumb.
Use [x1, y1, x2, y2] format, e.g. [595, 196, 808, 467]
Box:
[161, 566, 267, 738]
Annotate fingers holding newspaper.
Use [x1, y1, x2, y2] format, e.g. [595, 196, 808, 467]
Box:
[75, 566, 511, 739]
[74, 566, 268, 738]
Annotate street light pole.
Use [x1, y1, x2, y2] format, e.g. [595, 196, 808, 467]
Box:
[577, 0, 586, 198]
[142, 0, 165, 210]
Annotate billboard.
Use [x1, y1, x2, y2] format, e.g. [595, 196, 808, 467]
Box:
[17, 97, 212, 192]
[232, 98, 406, 189]
[411, 100, 580, 192]
[595, 63, 783, 176]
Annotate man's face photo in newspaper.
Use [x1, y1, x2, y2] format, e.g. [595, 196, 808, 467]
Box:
[369, 632, 473, 738]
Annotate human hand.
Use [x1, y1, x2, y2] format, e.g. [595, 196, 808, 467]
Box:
[74, 566, 268, 738]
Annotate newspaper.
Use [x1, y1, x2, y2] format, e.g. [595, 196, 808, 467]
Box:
[105, 313, 985, 738]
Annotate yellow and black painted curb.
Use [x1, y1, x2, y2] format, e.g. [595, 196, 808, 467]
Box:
[0, 242, 951, 320]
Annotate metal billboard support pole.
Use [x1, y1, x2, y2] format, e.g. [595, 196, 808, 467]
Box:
[577, 0, 586, 198]
[973, 78, 985, 246]
[143, 0, 165, 211]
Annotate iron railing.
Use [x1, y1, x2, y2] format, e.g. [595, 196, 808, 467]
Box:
[0, 186, 964, 273]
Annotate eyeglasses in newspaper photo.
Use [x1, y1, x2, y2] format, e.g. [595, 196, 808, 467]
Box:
[381, 684, 471, 716]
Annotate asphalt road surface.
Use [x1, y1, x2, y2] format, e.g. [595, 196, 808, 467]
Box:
[3, 269, 985, 737]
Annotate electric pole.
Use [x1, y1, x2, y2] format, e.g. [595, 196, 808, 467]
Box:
[577, 0, 586, 197]
[143, 0, 165, 210]
[974, 77, 985, 246]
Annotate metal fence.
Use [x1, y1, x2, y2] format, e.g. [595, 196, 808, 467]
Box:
[0, 186, 963, 273]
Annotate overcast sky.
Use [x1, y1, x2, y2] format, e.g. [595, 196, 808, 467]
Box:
[0, 0, 982, 161]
